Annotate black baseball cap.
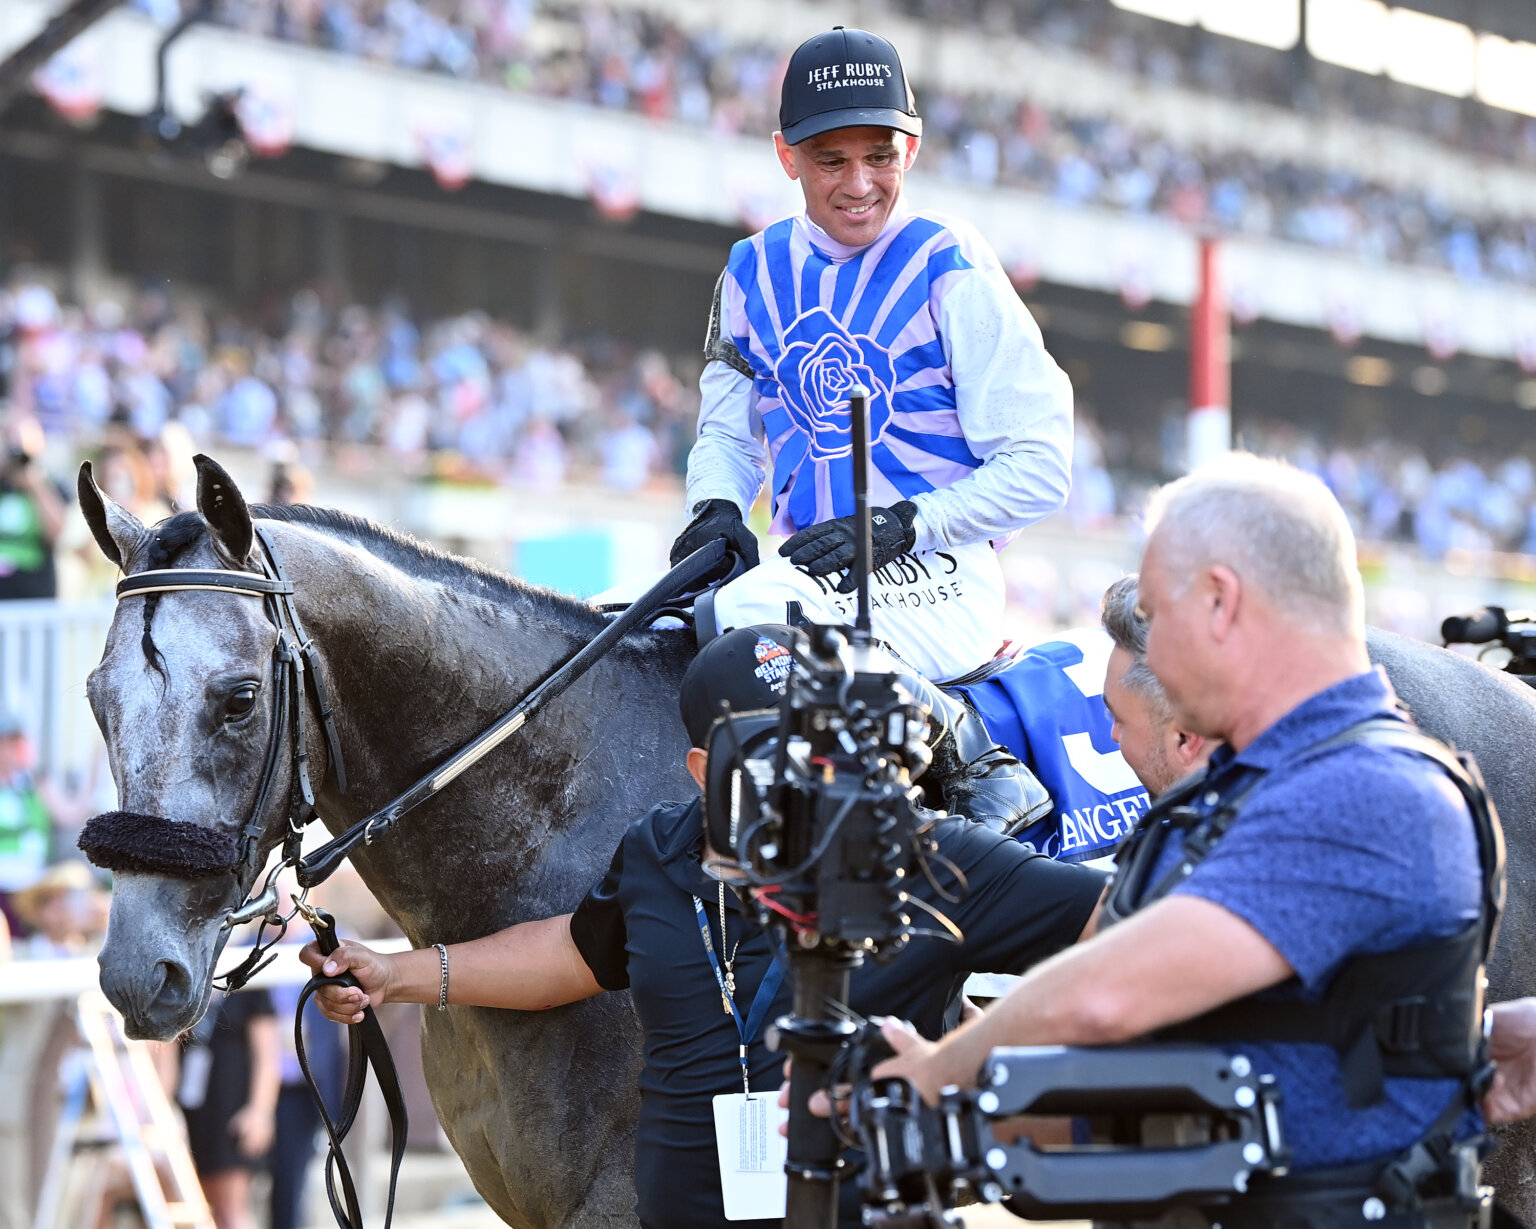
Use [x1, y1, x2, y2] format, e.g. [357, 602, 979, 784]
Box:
[779, 27, 922, 147]
[679, 625, 798, 747]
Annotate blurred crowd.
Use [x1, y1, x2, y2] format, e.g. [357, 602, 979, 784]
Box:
[159, 0, 1536, 289]
[1244, 423, 1536, 560]
[896, 0, 1536, 167]
[8, 268, 1536, 572]
[0, 276, 700, 502]
[1063, 413, 1536, 562]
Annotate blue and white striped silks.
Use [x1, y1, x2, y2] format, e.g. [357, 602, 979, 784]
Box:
[719, 206, 1003, 539]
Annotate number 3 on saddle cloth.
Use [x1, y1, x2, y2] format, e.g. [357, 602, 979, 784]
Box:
[950, 628, 1152, 866]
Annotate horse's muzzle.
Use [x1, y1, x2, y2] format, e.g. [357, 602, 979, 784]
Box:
[78, 811, 241, 878]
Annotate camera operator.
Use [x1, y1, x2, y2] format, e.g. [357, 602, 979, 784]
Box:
[302, 625, 1103, 1229]
[0, 416, 65, 600]
[1098, 572, 1536, 1135]
[868, 455, 1499, 1229]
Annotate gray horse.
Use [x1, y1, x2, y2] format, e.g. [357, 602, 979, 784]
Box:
[79, 455, 1536, 1227]
[81, 455, 681, 1227]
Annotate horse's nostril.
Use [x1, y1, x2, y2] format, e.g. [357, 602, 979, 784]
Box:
[156, 958, 191, 1009]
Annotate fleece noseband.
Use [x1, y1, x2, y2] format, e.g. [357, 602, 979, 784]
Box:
[78, 810, 241, 878]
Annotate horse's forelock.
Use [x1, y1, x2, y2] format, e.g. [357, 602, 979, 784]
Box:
[135, 512, 218, 677]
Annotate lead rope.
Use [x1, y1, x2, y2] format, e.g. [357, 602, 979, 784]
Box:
[294, 904, 408, 1229]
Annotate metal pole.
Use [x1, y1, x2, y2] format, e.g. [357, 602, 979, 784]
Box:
[781, 950, 857, 1229]
[146, 1, 213, 141]
[847, 386, 872, 642]
[1187, 236, 1231, 471]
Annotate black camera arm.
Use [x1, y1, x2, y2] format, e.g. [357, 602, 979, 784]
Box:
[851, 1042, 1289, 1228]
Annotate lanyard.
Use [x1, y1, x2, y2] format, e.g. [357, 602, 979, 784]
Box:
[693, 895, 787, 1094]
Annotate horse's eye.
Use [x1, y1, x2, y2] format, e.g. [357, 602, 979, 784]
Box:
[225, 686, 258, 721]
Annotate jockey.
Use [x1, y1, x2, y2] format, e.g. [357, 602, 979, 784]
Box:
[670, 27, 1071, 832]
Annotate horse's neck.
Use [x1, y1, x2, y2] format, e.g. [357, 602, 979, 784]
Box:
[279, 522, 691, 942]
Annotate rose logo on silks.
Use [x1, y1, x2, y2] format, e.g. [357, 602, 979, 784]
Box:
[774, 309, 896, 462]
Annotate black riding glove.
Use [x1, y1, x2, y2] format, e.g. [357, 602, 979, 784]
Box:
[779, 502, 919, 593]
[669, 498, 760, 568]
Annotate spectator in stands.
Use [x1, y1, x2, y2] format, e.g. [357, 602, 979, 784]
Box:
[10, 860, 103, 960]
[265, 444, 315, 505]
[0, 415, 66, 600]
[600, 409, 657, 491]
[0, 711, 59, 938]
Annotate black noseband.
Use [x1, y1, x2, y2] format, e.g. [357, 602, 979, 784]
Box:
[78, 810, 240, 878]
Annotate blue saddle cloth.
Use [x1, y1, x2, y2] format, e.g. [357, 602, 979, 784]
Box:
[951, 630, 1153, 864]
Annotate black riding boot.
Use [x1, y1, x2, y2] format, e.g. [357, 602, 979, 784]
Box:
[913, 680, 1053, 835]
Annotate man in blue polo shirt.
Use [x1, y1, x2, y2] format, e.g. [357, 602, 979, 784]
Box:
[303, 624, 1103, 1229]
[874, 455, 1496, 1225]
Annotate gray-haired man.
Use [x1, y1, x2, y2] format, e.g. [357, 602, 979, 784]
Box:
[1099, 574, 1210, 797]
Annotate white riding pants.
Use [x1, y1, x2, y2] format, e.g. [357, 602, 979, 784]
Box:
[709, 543, 1005, 683]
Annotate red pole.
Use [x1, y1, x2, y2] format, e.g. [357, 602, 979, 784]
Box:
[1187, 236, 1231, 470]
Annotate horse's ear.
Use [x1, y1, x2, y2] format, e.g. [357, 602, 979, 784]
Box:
[193, 454, 253, 565]
[78, 461, 147, 571]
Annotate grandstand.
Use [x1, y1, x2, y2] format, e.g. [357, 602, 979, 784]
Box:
[3, 0, 1536, 635]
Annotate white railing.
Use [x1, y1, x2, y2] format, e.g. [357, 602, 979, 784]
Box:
[0, 599, 113, 783]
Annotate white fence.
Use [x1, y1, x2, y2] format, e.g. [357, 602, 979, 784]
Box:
[0, 600, 113, 783]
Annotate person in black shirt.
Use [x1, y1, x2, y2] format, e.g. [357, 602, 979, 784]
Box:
[302, 625, 1103, 1229]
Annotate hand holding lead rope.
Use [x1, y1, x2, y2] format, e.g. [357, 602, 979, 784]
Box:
[295, 905, 409, 1229]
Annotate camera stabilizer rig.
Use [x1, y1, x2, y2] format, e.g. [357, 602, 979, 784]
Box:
[845, 1029, 1290, 1229]
[702, 386, 943, 1229]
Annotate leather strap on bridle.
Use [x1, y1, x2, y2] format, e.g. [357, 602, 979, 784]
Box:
[257, 527, 349, 797]
[110, 526, 352, 992]
[115, 568, 294, 598]
[295, 907, 407, 1229]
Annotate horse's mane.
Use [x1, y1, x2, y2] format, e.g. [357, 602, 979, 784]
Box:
[136, 505, 610, 670]
[253, 503, 610, 638]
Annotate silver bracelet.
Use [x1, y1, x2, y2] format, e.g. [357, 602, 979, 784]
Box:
[433, 943, 449, 1011]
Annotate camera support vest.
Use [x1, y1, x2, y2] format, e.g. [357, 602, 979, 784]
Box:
[1102, 719, 1505, 1114]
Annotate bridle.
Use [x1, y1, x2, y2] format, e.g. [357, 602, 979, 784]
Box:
[108, 525, 350, 986]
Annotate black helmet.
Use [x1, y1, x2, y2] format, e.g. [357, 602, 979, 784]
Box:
[779, 27, 922, 147]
